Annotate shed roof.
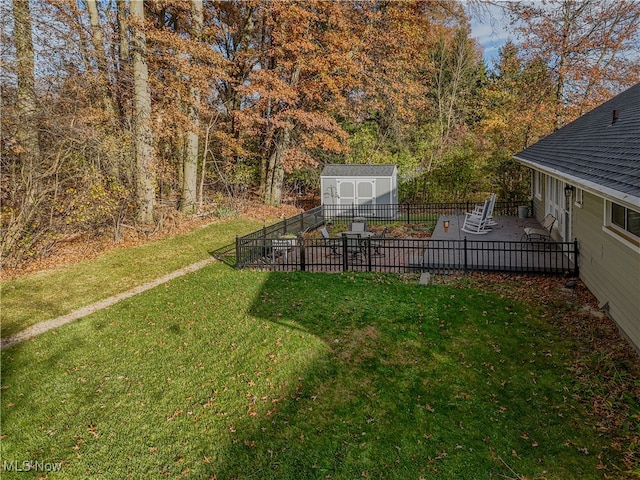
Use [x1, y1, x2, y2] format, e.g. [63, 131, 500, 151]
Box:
[321, 164, 397, 178]
[514, 82, 640, 208]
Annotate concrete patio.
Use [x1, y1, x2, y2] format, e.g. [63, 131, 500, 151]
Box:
[430, 214, 543, 241]
[422, 215, 576, 274]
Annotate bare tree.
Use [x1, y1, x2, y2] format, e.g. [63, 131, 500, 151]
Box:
[2, 0, 42, 261]
[506, 0, 640, 128]
[181, 0, 203, 213]
[85, 0, 116, 115]
[130, 0, 155, 224]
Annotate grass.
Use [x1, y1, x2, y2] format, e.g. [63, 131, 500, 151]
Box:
[0, 217, 261, 337]
[2, 264, 638, 479]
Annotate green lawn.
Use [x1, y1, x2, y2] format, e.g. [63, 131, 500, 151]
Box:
[1, 262, 638, 479]
[0, 218, 260, 338]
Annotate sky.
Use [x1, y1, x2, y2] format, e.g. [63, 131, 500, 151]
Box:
[468, 2, 516, 68]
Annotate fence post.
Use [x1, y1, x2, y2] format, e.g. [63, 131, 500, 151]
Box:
[298, 234, 306, 272]
[235, 236, 240, 268]
[342, 239, 348, 272]
[262, 226, 267, 259]
[574, 239, 579, 277]
[406, 204, 411, 224]
[299, 212, 304, 232]
[463, 237, 468, 273]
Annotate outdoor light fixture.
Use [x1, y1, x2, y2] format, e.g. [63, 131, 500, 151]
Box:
[564, 184, 574, 198]
[443, 220, 450, 232]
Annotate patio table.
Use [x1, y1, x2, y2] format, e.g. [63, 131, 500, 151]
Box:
[340, 231, 375, 238]
[340, 231, 373, 258]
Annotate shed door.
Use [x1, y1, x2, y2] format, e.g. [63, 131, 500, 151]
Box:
[356, 180, 376, 215]
[337, 180, 355, 205]
[357, 180, 375, 205]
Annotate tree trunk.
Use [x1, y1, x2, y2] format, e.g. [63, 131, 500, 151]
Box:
[12, 0, 40, 204]
[116, 0, 129, 63]
[261, 64, 300, 206]
[263, 127, 289, 206]
[181, 0, 203, 213]
[85, 0, 116, 115]
[114, 0, 130, 127]
[131, 0, 155, 224]
[3, 0, 42, 262]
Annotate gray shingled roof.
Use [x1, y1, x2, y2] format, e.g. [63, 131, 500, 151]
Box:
[321, 164, 397, 177]
[514, 83, 640, 207]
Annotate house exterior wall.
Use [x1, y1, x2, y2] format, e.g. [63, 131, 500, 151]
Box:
[573, 191, 640, 351]
[532, 173, 562, 241]
[532, 169, 640, 351]
[532, 176, 545, 222]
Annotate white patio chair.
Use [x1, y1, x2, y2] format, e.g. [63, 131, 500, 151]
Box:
[484, 193, 497, 225]
[461, 199, 491, 234]
[471, 193, 497, 226]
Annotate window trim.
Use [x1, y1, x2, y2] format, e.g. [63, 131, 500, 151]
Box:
[574, 188, 583, 208]
[603, 201, 640, 252]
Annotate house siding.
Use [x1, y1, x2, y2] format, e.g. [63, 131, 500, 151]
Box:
[573, 191, 640, 350]
[532, 183, 545, 222]
[515, 83, 640, 352]
[532, 176, 562, 241]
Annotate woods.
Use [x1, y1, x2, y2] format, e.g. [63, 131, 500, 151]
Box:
[2, 0, 639, 268]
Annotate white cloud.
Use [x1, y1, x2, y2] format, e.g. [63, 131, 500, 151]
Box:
[467, 2, 517, 66]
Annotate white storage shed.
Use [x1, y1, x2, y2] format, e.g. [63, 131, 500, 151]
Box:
[320, 164, 398, 217]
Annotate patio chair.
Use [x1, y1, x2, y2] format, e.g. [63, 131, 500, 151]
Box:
[461, 199, 491, 234]
[484, 193, 498, 226]
[370, 227, 388, 257]
[471, 193, 497, 226]
[321, 227, 342, 256]
[271, 239, 293, 263]
[522, 214, 556, 241]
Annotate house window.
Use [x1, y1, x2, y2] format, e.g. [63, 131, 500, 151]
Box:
[610, 203, 640, 237]
[574, 188, 583, 208]
[604, 201, 640, 250]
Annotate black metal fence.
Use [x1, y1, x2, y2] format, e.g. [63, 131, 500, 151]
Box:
[233, 236, 578, 276]
[235, 200, 531, 254]
[220, 200, 579, 276]
[320, 200, 529, 223]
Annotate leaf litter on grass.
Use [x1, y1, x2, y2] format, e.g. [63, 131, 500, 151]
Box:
[437, 272, 640, 475]
[2, 269, 639, 479]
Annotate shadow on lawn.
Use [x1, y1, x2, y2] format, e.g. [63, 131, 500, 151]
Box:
[208, 271, 568, 480]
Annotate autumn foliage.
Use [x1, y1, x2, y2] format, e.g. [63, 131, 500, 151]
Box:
[1, 0, 639, 267]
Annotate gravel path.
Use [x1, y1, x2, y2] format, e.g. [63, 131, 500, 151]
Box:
[1, 257, 216, 350]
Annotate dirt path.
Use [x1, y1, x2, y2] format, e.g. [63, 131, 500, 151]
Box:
[0, 257, 216, 350]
